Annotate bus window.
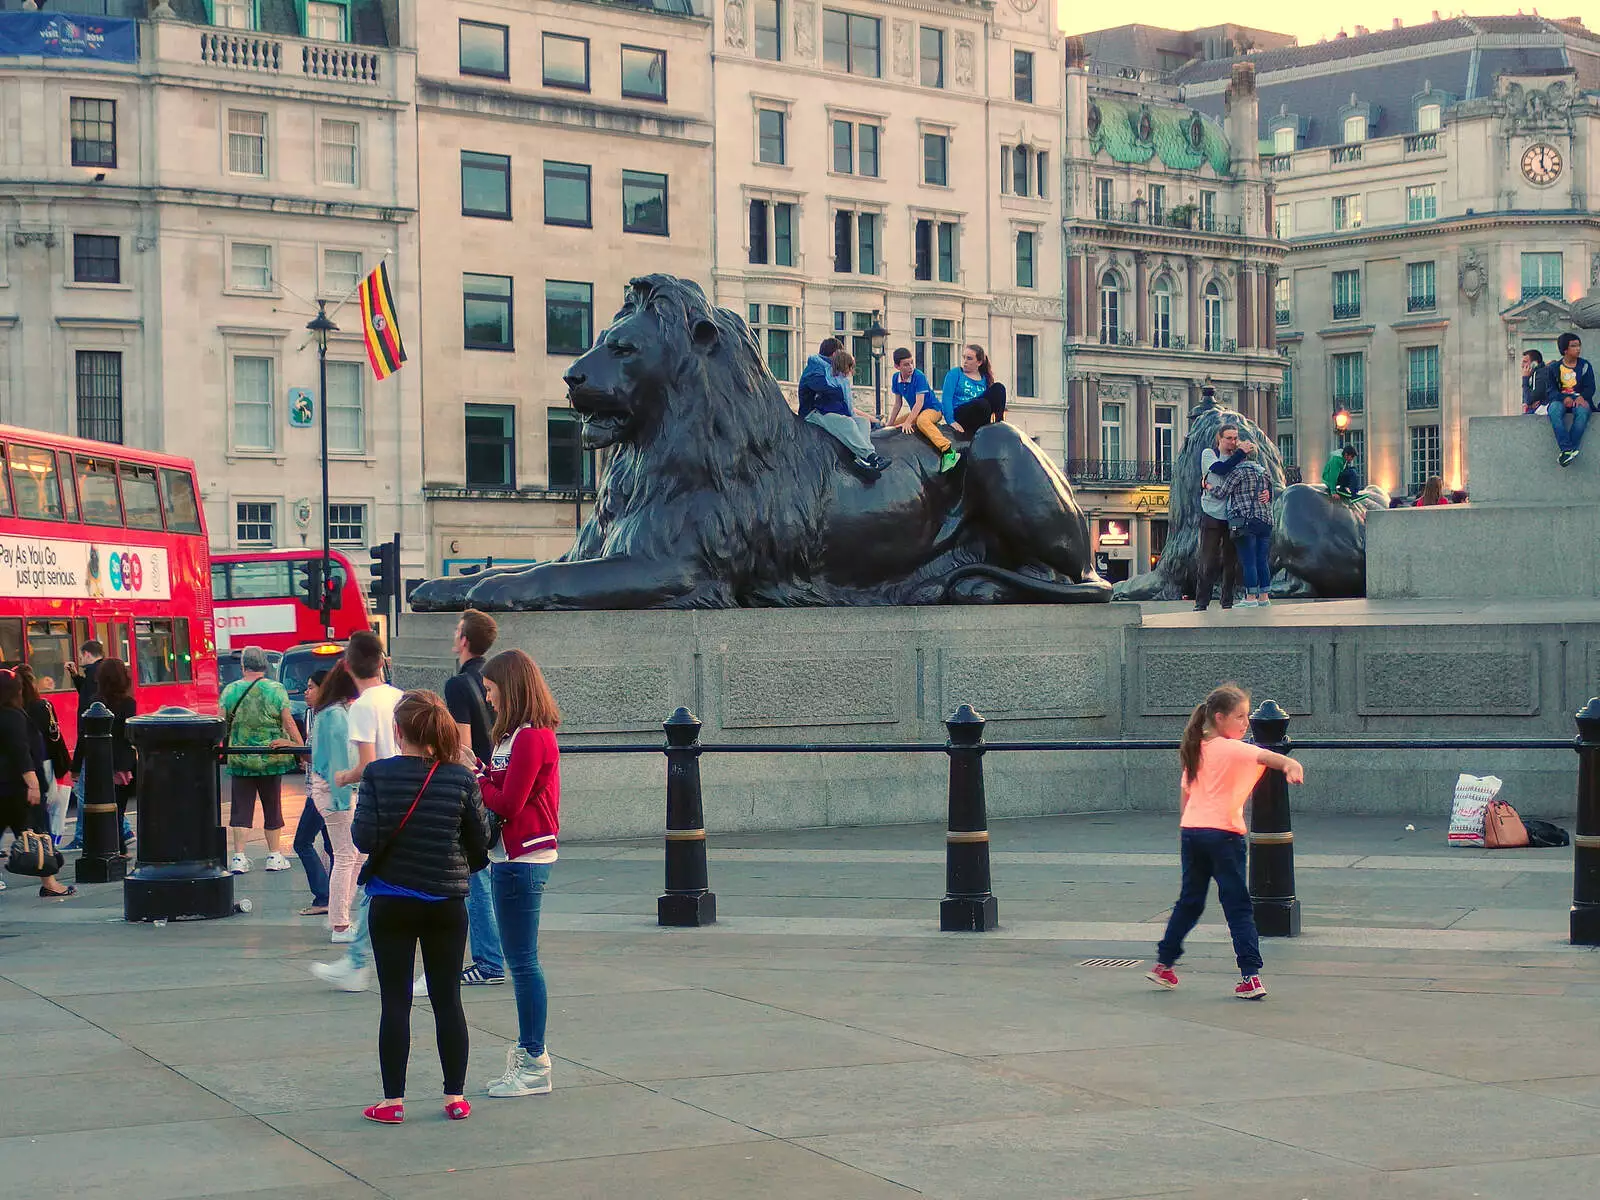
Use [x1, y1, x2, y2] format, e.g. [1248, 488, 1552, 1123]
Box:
[26, 620, 73, 693]
[174, 618, 194, 682]
[8, 444, 63, 521]
[0, 618, 21, 668]
[135, 618, 190, 684]
[228, 561, 291, 599]
[75, 456, 123, 526]
[210, 562, 230, 601]
[119, 463, 164, 530]
[161, 469, 202, 534]
[57, 451, 78, 521]
[0, 446, 11, 517]
[72, 618, 128, 666]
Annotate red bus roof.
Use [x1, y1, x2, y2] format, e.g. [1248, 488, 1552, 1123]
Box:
[213, 548, 360, 563]
[0, 424, 200, 472]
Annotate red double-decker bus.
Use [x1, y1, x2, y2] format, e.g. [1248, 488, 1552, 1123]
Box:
[210, 548, 370, 653]
[0, 426, 218, 745]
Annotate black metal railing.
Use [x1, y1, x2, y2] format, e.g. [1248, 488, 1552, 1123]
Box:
[1278, 396, 1294, 420]
[1407, 293, 1436, 312]
[1406, 385, 1440, 410]
[1522, 285, 1563, 301]
[1091, 205, 1243, 236]
[1066, 459, 1174, 485]
[1333, 392, 1365, 413]
[1276, 308, 1291, 325]
[1332, 300, 1362, 320]
[1284, 466, 1303, 484]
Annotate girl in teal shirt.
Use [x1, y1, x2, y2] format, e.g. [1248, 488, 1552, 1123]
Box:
[309, 661, 362, 937]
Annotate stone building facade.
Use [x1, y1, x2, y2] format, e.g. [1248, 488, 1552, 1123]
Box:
[1062, 45, 1285, 582]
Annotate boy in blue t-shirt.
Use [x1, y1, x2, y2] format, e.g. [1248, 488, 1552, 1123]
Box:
[886, 347, 959, 473]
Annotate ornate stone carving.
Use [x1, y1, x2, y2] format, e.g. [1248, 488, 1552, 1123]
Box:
[793, 0, 815, 59]
[954, 32, 974, 87]
[892, 20, 913, 78]
[1099, 380, 1133, 401]
[1592, 252, 1600, 287]
[11, 231, 56, 248]
[724, 0, 747, 49]
[1459, 249, 1488, 315]
[991, 294, 1063, 319]
[1503, 79, 1573, 134]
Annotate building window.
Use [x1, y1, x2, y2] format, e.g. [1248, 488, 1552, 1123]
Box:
[1275, 276, 1291, 325]
[1274, 203, 1291, 238]
[306, 1, 343, 40]
[76, 351, 123, 444]
[1147, 184, 1165, 225]
[1094, 178, 1112, 220]
[1099, 402, 1124, 463]
[1011, 146, 1031, 196]
[1521, 252, 1563, 300]
[1407, 261, 1436, 312]
[755, 0, 782, 60]
[837, 311, 875, 386]
[1272, 126, 1295, 154]
[547, 410, 595, 491]
[1203, 282, 1224, 351]
[1406, 184, 1437, 222]
[464, 403, 515, 489]
[1406, 345, 1440, 410]
[461, 151, 512, 219]
[543, 161, 591, 227]
[1015, 335, 1036, 398]
[228, 110, 268, 176]
[232, 356, 274, 450]
[235, 502, 275, 546]
[1152, 279, 1172, 348]
[936, 221, 956, 283]
[546, 280, 593, 354]
[914, 220, 932, 281]
[1199, 190, 1216, 231]
[1015, 230, 1035, 289]
[1280, 358, 1295, 415]
[833, 210, 878, 275]
[542, 33, 589, 90]
[328, 503, 365, 544]
[1013, 49, 1034, 102]
[1154, 405, 1176, 468]
[621, 45, 667, 102]
[1098, 273, 1120, 344]
[69, 97, 116, 168]
[463, 273, 513, 351]
[914, 317, 957, 381]
[323, 249, 362, 299]
[748, 303, 795, 381]
[1408, 424, 1442, 490]
[1331, 351, 1365, 413]
[622, 170, 668, 235]
[214, 0, 251, 28]
[832, 119, 879, 177]
[1342, 114, 1366, 143]
[231, 242, 273, 291]
[1332, 269, 1361, 320]
[1332, 193, 1361, 231]
[320, 119, 359, 186]
[1036, 151, 1048, 199]
[758, 108, 786, 165]
[460, 20, 509, 78]
[923, 132, 948, 186]
[822, 9, 881, 77]
[919, 26, 943, 87]
[73, 234, 120, 284]
[1417, 104, 1441, 132]
[1277, 432, 1296, 466]
[325, 361, 365, 453]
[747, 198, 796, 267]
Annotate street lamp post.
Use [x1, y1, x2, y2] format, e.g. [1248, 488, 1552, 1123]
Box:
[866, 311, 889, 421]
[306, 301, 338, 639]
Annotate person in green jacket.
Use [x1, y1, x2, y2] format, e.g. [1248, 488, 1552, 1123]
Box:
[221, 646, 302, 874]
[1322, 445, 1360, 501]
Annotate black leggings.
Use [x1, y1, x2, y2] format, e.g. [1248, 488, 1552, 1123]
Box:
[368, 894, 470, 1098]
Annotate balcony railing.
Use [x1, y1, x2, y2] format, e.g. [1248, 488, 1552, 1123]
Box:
[1407, 293, 1436, 312]
[1265, 155, 1292, 173]
[1284, 466, 1303, 484]
[1067, 459, 1175, 486]
[197, 31, 383, 85]
[1091, 205, 1243, 236]
[1406, 385, 1440, 411]
[1333, 392, 1365, 414]
[1331, 145, 1364, 164]
[1277, 395, 1294, 419]
[1275, 308, 1291, 326]
[1404, 133, 1439, 153]
[1332, 300, 1362, 320]
[1201, 336, 1239, 353]
[1521, 285, 1564, 301]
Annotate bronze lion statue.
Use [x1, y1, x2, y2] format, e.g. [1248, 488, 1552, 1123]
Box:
[410, 275, 1110, 611]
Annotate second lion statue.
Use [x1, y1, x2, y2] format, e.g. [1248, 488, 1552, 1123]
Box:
[411, 274, 1110, 612]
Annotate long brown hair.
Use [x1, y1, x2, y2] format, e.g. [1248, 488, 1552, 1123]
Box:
[966, 344, 994, 385]
[1418, 476, 1444, 505]
[312, 659, 360, 711]
[0, 669, 19, 710]
[483, 649, 561, 743]
[1179, 683, 1249, 783]
[15, 664, 42, 708]
[393, 691, 461, 763]
[97, 658, 132, 705]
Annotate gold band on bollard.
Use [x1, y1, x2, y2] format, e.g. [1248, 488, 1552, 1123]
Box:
[1248, 831, 1294, 845]
[1574, 834, 1600, 850]
[665, 828, 707, 842]
[946, 830, 990, 844]
[83, 803, 119, 814]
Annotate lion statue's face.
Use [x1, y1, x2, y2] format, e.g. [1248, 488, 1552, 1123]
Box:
[564, 306, 689, 450]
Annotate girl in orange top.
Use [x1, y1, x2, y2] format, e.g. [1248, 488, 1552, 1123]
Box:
[1146, 684, 1304, 1000]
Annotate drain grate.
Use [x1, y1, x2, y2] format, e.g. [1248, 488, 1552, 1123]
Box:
[1079, 958, 1142, 968]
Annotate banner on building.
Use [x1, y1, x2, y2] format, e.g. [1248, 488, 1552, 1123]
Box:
[0, 13, 138, 63]
[359, 261, 408, 381]
[0, 535, 170, 601]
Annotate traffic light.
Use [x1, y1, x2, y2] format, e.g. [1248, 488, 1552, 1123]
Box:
[369, 539, 399, 605]
[298, 558, 324, 608]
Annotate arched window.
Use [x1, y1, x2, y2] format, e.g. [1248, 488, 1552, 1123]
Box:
[1099, 271, 1121, 345]
[1151, 278, 1173, 349]
[1203, 281, 1224, 352]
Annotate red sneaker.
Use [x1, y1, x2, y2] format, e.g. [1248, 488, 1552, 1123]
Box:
[444, 1100, 471, 1121]
[1145, 963, 1179, 989]
[362, 1102, 404, 1124]
[1234, 975, 1267, 1000]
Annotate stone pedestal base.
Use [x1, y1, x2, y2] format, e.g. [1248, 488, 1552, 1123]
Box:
[940, 895, 999, 932]
[658, 891, 716, 927]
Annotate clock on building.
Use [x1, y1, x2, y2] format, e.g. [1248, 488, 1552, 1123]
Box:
[1520, 143, 1563, 185]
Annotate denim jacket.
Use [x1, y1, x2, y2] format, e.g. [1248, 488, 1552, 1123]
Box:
[309, 702, 357, 811]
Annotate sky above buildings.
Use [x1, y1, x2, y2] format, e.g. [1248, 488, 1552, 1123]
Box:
[1057, 5, 1563, 46]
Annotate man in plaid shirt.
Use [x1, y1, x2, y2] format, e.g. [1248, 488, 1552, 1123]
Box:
[1216, 453, 1276, 608]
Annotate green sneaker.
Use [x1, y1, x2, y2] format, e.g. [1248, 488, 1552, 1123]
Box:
[939, 449, 961, 473]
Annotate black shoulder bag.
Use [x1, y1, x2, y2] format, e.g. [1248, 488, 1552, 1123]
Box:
[357, 762, 440, 886]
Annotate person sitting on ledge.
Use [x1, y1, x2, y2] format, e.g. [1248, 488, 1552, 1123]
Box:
[1544, 332, 1595, 468]
[798, 338, 892, 477]
[1321, 445, 1361, 502]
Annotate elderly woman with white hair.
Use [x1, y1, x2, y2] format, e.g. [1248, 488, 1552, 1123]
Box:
[219, 645, 304, 874]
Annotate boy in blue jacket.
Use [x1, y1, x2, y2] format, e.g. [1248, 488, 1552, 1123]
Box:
[798, 338, 890, 476]
[1547, 333, 1596, 467]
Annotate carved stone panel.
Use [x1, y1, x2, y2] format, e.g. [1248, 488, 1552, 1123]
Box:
[721, 653, 899, 728]
[1356, 648, 1539, 716]
[1139, 649, 1312, 715]
[939, 649, 1110, 721]
[990, 294, 1063, 319]
[954, 32, 974, 87]
[724, 0, 747, 49]
[793, 0, 815, 59]
[543, 663, 676, 732]
[892, 20, 913, 78]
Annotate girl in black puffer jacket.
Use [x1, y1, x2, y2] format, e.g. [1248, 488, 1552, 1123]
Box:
[352, 690, 492, 1125]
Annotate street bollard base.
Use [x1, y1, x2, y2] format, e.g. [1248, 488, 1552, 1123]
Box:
[125, 871, 235, 923]
[76, 855, 128, 885]
[658, 891, 717, 928]
[1254, 897, 1302, 938]
[941, 894, 999, 932]
[1571, 903, 1600, 946]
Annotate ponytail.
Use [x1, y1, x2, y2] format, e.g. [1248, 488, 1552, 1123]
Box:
[393, 690, 462, 764]
[1178, 683, 1250, 783]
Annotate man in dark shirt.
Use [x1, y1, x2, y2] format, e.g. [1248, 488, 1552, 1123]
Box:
[61, 639, 104, 851]
[442, 609, 504, 985]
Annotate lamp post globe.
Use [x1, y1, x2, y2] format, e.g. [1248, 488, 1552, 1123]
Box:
[866, 311, 889, 421]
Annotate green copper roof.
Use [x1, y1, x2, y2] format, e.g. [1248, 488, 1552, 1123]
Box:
[1088, 97, 1233, 176]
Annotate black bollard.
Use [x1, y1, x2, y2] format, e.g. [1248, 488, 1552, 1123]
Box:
[1247, 699, 1300, 937]
[75, 701, 127, 884]
[658, 707, 716, 927]
[1570, 698, 1600, 945]
[940, 704, 998, 931]
[124, 707, 235, 922]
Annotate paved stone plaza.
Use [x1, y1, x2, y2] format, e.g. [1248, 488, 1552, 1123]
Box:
[4, 807, 1600, 1199]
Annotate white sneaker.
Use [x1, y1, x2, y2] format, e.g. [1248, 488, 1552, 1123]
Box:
[310, 960, 370, 992]
[485, 1045, 552, 1097]
[263, 852, 291, 872]
[413, 972, 428, 998]
[329, 928, 356, 944]
[229, 854, 251, 874]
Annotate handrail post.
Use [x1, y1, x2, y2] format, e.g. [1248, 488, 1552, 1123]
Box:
[75, 701, 127, 885]
[1570, 698, 1600, 945]
[658, 707, 716, 927]
[1248, 699, 1300, 937]
[940, 704, 998, 931]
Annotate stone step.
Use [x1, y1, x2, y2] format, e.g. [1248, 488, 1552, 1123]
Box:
[1468, 413, 1600, 503]
[1367, 501, 1600, 599]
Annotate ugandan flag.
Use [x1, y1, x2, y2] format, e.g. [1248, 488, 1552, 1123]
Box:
[359, 261, 407, 381]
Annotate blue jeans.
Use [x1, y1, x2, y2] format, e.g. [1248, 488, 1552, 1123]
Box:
[467, 868, 504, 975]
[345, 888, 371, 971]
[491, 861, 552, 1055]
[1231, 522, 1272, 593]
[293, 798, 331, 907]
[1549, 400, 1591, 452]
[1157, 828, 1263, 976]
